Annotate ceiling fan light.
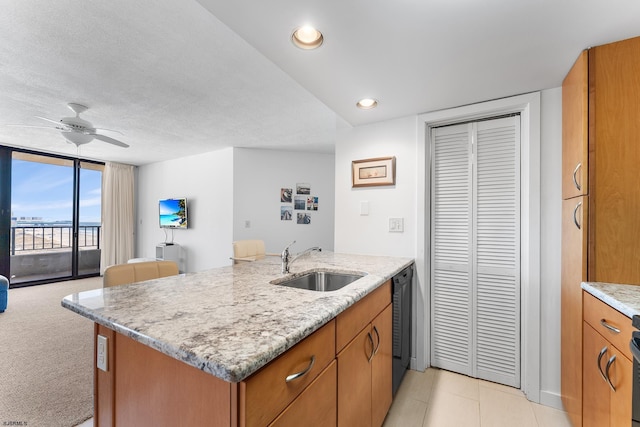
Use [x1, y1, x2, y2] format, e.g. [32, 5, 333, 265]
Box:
[356, 98, 378, 109]
[291, 26, 323, 49]
[62, 131, 93, 146]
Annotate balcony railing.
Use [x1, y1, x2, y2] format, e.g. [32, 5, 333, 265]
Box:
[10, 225, 101, 255]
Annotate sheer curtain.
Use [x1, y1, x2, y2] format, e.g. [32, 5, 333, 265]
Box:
[100, 162, 135, 274]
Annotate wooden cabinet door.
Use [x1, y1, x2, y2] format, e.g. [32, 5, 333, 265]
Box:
[589, 36, 640, 285]
[561, 196, 588, 427]
[270, 361, 337, 427]
[338, 326, 373, 427]
[608, 352, 633, 427]
[583, 322, 611, 427]
[371, 305, 392, 427]
[562, 50, 589, 200]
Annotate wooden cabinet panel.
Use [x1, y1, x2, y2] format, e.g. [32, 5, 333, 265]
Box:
[589, 36, 640, 285]
[371, 305, 392, 427]
[562, 50, 589, 200]
[583, 322, 611, 427]
[113, 331, 232, 427]
[561, 196, 588, 427]
[269, 361, 337, 427]
[583, 291, 634, 361]
[241, 320, 336, 427]
[337, 326, 373, 427]
[336, 281, 391, 352]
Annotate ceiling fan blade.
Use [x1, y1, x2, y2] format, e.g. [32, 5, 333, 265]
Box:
[34, 115, 64, 125]
[7, 124, 59, 131]
[91, 133, 129, 148]
[93, 127, 124, 136]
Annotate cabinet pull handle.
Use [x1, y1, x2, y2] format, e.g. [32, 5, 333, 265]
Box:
[600, 319, 621, 334]
[367, 332, 375, 363]
[373, 326, 381, 356]
[573, 202, 582, 230]
[597, 346, 608, 383]
[605, 355, 617, 392]
[572, 163, 582, 191]
[285, 355, 315, 383]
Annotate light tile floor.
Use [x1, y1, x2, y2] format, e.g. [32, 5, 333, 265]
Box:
[76, 368, 572, 427]
[384, 368, 572, 427]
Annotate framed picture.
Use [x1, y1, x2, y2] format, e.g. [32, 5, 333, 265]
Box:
[352, 156, 396, 187]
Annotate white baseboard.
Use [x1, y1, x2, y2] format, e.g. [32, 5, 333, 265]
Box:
[538, 390, 564, 410]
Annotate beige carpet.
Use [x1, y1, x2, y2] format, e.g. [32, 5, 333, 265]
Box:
[0, 277, 101, 427]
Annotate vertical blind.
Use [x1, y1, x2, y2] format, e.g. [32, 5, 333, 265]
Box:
[431, 116, 521, 387]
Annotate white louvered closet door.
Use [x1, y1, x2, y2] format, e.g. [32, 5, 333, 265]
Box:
[431, 116, 521, 388]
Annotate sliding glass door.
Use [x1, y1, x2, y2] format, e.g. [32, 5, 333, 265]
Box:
[1, 148, 103, 287]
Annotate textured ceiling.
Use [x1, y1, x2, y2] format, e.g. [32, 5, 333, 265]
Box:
[1, 0, 640, 165]
[0, 0, 339, 165]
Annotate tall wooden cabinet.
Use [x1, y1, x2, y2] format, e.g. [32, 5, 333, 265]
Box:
[561, 35, 640, 426]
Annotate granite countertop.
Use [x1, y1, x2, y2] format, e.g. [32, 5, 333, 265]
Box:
[62, 251, 413, 383]
[582, 282, 640, 318]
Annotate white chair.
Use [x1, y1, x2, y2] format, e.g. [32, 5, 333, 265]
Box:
[231, 240, 266, 263]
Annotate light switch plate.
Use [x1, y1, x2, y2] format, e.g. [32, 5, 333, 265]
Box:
[360, 201, 369, 216]
[389, 218, 404, 232]
[97, 334, 108, 372]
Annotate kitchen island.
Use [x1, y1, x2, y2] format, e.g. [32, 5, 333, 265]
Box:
[62, 251, 413, 426]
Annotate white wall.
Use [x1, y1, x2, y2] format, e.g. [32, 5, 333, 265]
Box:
[136, 147, 234, 273]
[233, 148, 335, 254]
[333, 89, 563, 407]
[334, 116, 417, 257]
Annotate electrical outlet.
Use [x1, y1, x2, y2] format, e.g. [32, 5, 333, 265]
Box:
[389, 218, 404, 232]
[97, 335, 108, 372]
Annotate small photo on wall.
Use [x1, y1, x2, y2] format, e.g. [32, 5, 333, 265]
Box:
[297, 213, 311, 225]
[306, 196, 318, 211]
[294, 196, 306, 210]
[281, 206, 293, 220]
[296, 183, 311, 195]
[281, 188, 292, 203]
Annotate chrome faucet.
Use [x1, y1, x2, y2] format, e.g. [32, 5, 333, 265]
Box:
[281, 240, 322, 274]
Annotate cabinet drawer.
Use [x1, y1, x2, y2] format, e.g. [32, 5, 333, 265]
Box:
[583, 291, 633, 360]
[240, 319, 336, 427]
[336, 280, 391, 352]
[269, 360, 337, 427]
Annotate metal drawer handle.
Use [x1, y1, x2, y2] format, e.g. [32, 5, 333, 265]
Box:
[572, 163, 582, 191]
[597, 346, 608, 383]
[285, 355, 316, 383]
[600, 319, 621, 334]
[573, 202, 582, 230]
[367, 332, 375, 363]
[605, 355, 617, 392]
[373, 326, 381, 356]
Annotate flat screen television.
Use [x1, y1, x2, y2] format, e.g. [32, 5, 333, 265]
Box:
[159, 198, 188, 229]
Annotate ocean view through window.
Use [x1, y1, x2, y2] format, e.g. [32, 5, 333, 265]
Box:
[7, 150, 103, 286]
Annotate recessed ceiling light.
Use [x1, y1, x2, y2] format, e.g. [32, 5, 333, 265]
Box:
[356, 98, 378, 109]
[291, 26, 324, 50]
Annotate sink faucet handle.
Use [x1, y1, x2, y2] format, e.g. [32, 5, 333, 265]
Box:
[282, 240, 296, 257]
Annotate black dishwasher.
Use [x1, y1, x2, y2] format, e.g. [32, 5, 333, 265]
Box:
[392, 265, 413, 396]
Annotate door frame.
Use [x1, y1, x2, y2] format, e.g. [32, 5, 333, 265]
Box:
[415, 92, 541, 402]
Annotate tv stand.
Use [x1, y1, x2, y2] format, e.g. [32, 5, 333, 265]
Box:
[156, 243, 181, 272]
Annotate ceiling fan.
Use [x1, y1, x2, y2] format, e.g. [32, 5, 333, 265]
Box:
[9, 103, 129, 148]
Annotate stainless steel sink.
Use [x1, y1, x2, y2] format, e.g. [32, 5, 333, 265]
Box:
[273, 271, 364, 292]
